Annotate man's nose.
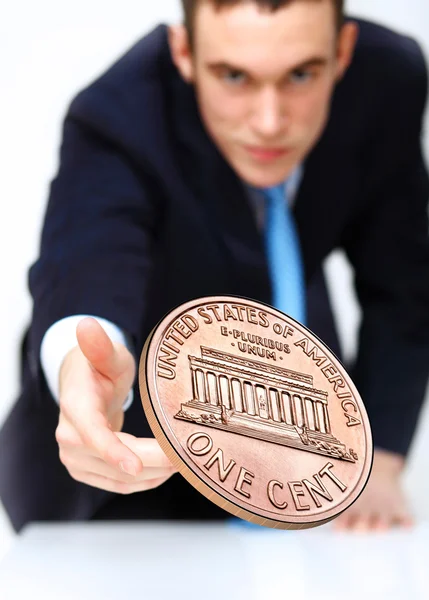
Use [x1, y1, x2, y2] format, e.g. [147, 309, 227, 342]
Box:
[251, 87, 286, 138]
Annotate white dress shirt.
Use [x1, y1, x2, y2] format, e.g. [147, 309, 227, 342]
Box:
[40, 165, 304, 410]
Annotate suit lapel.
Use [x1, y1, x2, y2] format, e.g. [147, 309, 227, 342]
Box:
[294, 117, 362, 283]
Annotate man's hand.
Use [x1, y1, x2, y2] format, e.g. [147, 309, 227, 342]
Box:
[55, 317, 177, 494]
[333, 448, 413, 532]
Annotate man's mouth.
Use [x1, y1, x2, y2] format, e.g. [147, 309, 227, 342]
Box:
[244, 145, 291, 162]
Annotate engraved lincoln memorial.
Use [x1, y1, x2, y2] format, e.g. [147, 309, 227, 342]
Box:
[175, 347, 357, 463]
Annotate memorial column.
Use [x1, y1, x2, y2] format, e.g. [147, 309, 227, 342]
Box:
[323, 404, 331, 434]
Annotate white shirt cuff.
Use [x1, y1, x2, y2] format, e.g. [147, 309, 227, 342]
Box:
[40, 315, 134, 410]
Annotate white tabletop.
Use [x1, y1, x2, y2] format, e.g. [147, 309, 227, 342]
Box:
[1, 521, 429, 600]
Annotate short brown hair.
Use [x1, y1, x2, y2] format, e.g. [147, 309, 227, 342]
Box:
[182, 0, 345, 44]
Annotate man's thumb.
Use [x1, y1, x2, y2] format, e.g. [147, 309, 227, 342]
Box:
[76, 317, 131, 382]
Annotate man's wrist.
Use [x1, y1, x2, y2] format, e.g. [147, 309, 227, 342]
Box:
[373, 447, 405, 475]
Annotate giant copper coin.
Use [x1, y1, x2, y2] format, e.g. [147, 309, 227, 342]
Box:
[139, 296, 373, 529]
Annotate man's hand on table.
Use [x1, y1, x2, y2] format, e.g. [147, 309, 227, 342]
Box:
[333, 448, 413, 532]
[55, 317, 177, 494]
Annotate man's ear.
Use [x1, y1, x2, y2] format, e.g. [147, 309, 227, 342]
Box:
[168, 24, 195, 83]
[335, 21, 359, 81]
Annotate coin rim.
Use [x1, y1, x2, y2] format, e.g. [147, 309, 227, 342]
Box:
[139, 295, 374, 529]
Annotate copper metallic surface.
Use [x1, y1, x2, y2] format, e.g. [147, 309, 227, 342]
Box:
[139, 296, 373, 529]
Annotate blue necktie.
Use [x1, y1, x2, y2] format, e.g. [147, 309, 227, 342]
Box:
[263, 181, 306, 325]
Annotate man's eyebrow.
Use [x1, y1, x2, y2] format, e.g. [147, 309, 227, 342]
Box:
[292, 57, 328, 69]
[207, 56, 328, 75]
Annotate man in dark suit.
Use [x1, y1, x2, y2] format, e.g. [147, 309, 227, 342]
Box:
[1, 0, 428, 533]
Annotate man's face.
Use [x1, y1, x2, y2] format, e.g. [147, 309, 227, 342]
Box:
[172, 1, 355, 188]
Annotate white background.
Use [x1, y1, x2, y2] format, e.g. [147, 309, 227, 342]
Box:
[0, 0, 428, 558]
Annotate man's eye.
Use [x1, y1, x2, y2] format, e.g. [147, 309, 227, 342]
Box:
[289, 70, 313, 84]
[222, 70, 247, 85]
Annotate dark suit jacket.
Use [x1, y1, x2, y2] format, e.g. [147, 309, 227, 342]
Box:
[1, 18, 429, 532]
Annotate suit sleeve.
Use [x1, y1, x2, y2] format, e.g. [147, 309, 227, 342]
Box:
[0, 89, 162, 532]
[27, 94, 162, 405]
[343, 40, 429, 457]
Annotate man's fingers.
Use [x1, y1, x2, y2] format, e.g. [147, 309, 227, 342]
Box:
[399, 515, 414, 529]
[79, 414, 143, 475]
[116, 432, 177, 470]
[371, 515, 390, 532]
[332, 517, 348, 531]
[333, 510, 357, 531]
[66, 451, 176, 482]
[349, 517, 371, 532]
[71, 471, 174, 495]
[334, 510, 415, 532]
[76, 317, 131, 381]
